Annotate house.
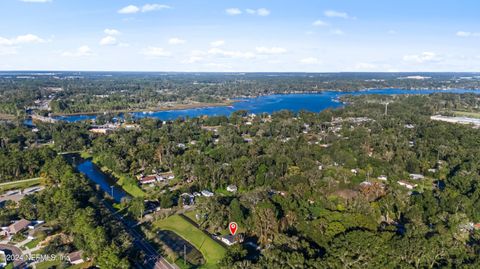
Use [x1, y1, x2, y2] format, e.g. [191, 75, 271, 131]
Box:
[243, 138, 253, 143]
[397, 180, 417, 190]
[220, 234, 243, 246]
[68, 250, 85, 265]
[181, 193, 195, 207]
[28, 220, 45, 230]
[158, 172, 175, 181]
[138, 175, 158, 185]
[377, 175, 388, 181]
[177, 143, 186, 149]
[428, 168, 437, 173]
[193, 192, 202, 197]
[350, 169, 358, 174]
[201, 190, 214, 197]
[8, 219, 30, 234]
[409, 174, 425, 180]
[227, 185, 237, 193]
[89, 128, 112, 134]
[360, 181, 372, 187]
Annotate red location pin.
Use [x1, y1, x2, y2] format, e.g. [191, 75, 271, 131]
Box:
[229, 222, 238, 235]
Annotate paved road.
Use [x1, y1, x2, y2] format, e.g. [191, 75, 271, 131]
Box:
[0, 244, 26, 268]
[103, 201, 178, 269]
[0, 186, 45, 203]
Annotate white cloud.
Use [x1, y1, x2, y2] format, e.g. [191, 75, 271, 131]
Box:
[100, 36, 118, 46]
[168, 37, 186, 45]
[403, 52, 440, 63]
[118, 5, 140, 14]
[313, 20, 329, 27]
[324, 10, 354, 19]
[118, 4, 171, 14]
[208, 48, 255, 59]
[61, 46, 93, 57]
[300, 57, 321, 64]
[256, 47, 287, 54]
[244, 8, 270, 16]
[183, 56, 203, 64]
[456, 31, 480, 37]
[331, 29, 345, 35]
[210, 40, 225, 47]
[226, 8, 242, 15]
[104, 29, 121, 36]
[19, 0, 51, 2]
[256, 8, 270, 16]
[141, 4, 171, 12]
[0, 34, 45, 46]
[142, 47, 171, 57]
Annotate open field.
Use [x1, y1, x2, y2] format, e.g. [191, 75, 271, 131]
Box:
[453, 111, 480, 119]
[154, 214, 226, 268]
[94, 160, 145, 198]
[0, 178, 41, 193]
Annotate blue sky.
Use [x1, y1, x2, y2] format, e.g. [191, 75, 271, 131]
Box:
[0, 0, 479, 71]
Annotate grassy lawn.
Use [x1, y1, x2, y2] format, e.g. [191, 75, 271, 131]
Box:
[35, 259, 64, 269]
[80, 150, 93, 159]
[0, 178, 41, 193]
[183, 210, 200, 224]
[453, 111, 480, 118]
[115, 172, 145, 198]
[94, 161, 145, 198]
[24, 237, 43, 249]
[154, 214, 226, 268]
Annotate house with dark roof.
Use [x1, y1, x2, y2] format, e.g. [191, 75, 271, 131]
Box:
[220, 234, 244, 246]
[68, 250, 85, 265]
[8, 219, 30, 234]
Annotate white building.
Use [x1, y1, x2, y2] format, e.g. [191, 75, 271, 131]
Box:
[377, 175, 388, 181]
[227, 185, 237, 193]
[201, 190, 214, 197]
[398, 181, 417, 190]
[409, 174, 425, 180]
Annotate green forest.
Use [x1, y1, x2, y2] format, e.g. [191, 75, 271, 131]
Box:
[2, 92, 480, 268]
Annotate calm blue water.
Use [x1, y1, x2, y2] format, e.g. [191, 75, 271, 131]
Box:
[55, 89, 480, 122]
[76, 160, 129, 202]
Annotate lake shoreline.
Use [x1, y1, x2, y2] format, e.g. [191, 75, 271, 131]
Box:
[33, 88, 480, 123]
[51, 100, 236, 117]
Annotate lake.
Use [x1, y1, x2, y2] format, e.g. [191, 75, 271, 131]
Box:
[54, 89, 480, 122]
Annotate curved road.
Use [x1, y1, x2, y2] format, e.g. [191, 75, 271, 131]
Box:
[0, 244, 26, 268]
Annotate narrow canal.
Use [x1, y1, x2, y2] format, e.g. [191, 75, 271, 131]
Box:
[64, 153, 130, 203]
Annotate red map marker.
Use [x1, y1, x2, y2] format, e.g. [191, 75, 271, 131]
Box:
[229, 222, 238, 235]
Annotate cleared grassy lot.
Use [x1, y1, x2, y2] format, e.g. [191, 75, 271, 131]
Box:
[0, 178, 41, 193]
[154, 214, 227, 268]
[453, 111, 480, 118]
[96, 163, 145, 198]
